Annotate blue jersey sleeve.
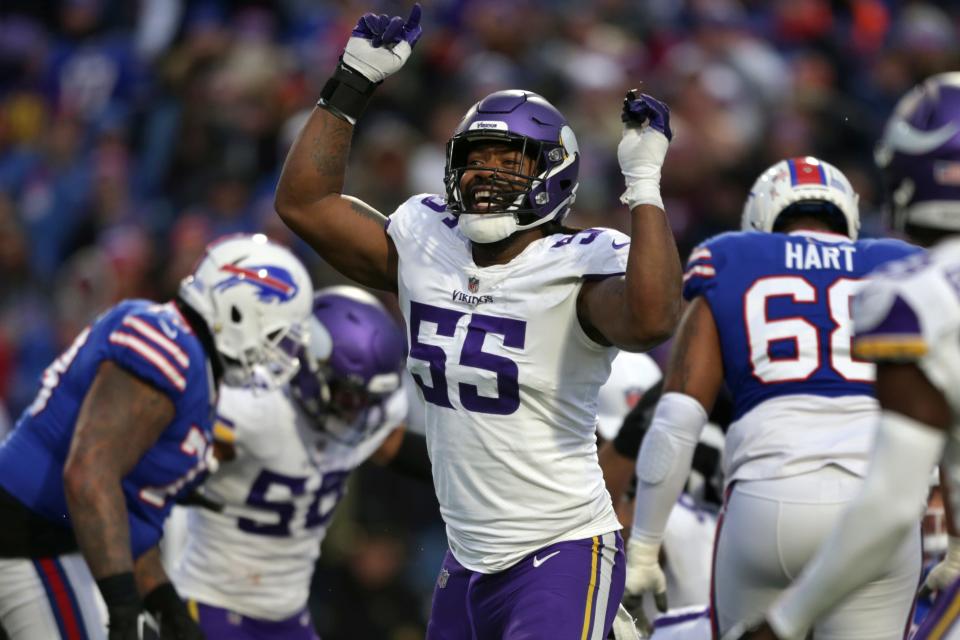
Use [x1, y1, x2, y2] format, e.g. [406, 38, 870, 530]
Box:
[682, 233, 738, 301]
[103, 307, 195, 400]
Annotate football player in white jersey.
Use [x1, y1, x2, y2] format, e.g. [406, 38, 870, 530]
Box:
[623, 155, 924, 639]
[727, 74, 960, 640]
[165, 286, 423, 639]
[597, 351, 664, 530]
[600, 378, 725, 635]
[274, 4, 683, 638]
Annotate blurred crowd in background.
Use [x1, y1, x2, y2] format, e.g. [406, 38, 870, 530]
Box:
[1, 0, 958, 637]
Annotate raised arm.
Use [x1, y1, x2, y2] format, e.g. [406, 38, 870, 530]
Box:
[274, 5, 423, 292]
[276, 108, 398, 291]
[579, 92, 682, 351]
[63, 361, 175, 633]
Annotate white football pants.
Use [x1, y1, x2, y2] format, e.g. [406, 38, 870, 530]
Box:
[0, 554, 106, 639]
[712, 465, 921, 639]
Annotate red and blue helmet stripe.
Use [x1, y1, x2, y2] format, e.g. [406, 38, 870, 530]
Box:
[787, 157, 828, 187]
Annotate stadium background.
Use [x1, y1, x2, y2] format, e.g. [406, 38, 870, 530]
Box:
[0, 1, 957, 637]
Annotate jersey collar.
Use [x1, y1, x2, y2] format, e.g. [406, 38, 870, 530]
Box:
[788, 229, 853, 243]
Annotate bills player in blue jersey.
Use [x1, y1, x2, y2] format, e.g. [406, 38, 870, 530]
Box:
[275, 4, 683, 638]
[0, 234, 313, 640]
[163, 286, 430, 640]
[727, 74, 960, 640]
[624, 156, 924, 638]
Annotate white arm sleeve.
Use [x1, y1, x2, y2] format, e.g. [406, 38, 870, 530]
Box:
[767, 411, 945, 640]
[631, 392, 708, 545]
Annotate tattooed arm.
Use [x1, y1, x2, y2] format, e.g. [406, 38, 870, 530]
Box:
[660, 297, 724, 407]
[133, 547, 170, 596]
[64, 361, 175, 580]
[274, 107, 399, 292]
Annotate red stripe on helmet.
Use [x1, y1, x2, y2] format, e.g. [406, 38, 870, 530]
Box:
[788, 157, 828, 186]
[220, 264, 293, 293]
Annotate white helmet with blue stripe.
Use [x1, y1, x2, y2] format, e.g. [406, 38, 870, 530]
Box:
[742, 156, 861, 240]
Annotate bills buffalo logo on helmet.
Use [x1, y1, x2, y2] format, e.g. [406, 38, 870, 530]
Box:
[214, 264, 300, 302]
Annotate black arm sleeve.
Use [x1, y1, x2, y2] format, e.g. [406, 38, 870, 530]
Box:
[611, 380, 664, 460]
[386, 432, 433, 483]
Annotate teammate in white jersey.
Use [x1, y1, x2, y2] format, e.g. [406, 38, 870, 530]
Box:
[273, 5, 682, 638]
[728, 74, 960, 640]
[623, 155, 924, 639]
[600, 378, 725, 635]
[167, 286, 425, 639]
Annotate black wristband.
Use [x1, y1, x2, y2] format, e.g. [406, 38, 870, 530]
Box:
[143, 582, 181, 617]
[387, 432, 433, 483]
[318, 62, 379, 124]
[96, 572, 140, 610]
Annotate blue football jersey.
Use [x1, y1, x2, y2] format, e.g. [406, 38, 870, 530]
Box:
[0, 300, 217, 557]
[684, 230, 921, 421]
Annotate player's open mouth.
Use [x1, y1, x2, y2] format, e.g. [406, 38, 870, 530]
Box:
[470, 188, 494, 210]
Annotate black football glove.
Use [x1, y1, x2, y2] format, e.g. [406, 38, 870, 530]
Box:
[143, 583, 205, 640]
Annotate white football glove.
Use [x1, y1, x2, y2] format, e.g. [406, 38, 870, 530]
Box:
[342, 4, 423, 84]
[618, 91, 673, 211]
[623, 537, 668, 633]
[921, 536, 960, 599]
[611, 603, 643, 639]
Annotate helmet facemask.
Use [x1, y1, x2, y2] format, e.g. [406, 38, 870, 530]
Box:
[443, 105, 580, 244]
[445, 132, 547, 218]
[291, 348, 396, 446]
[214, 302, 309, 390]
[289, 288, 404, 445]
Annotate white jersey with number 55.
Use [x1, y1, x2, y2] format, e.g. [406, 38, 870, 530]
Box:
[387, 194, 627, 573]
[170, 384, 406, 620]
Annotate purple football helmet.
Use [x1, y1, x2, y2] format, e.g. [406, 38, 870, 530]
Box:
[876, 73, 960, 233]
[444, 90, 580, 229]
[290, 286, 405, 443]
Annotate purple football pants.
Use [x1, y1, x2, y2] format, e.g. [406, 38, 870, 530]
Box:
[914, 575, 960, 639]
[426, 531, 625, 640]
[188, 600, 320, 640]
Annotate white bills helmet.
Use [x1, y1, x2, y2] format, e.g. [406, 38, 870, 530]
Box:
[179, 234, 313, 388]
[742, 156, 860, 239]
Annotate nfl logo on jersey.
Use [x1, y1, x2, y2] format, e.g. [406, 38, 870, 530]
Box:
[468, 277, 480, 293]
